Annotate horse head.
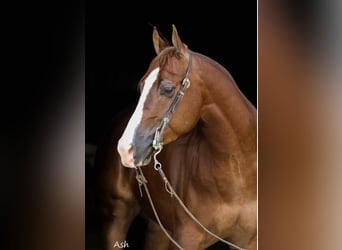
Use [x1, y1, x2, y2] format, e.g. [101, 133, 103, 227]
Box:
[117, 25, 203, 168]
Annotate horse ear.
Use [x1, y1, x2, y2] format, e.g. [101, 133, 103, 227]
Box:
[171, 24, 188, 52]
[152, 26, 169, 55]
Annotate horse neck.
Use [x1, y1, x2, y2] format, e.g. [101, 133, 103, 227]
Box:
[195, 53, 256, 162]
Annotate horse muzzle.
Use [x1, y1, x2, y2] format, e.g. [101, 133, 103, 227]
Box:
[132, 131, 154, 167]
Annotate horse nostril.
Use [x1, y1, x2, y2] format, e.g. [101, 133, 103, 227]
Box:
[117, 139, 136, 168]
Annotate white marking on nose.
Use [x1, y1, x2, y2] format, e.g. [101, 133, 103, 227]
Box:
[117, 67, 160, 168]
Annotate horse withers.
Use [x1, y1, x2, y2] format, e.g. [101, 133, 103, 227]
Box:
[97, 25, 257, 250]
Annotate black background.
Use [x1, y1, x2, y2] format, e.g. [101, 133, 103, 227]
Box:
[85, 2, 256, 250]
[86, 1, 257, 145]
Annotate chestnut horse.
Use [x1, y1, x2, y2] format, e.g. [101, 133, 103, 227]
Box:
[96, 25, 256, 250]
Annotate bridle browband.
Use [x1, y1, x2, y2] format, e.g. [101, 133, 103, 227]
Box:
[152, 51, 192, 151]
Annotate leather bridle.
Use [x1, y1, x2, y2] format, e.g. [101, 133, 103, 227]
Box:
[152, 51, 192, 151]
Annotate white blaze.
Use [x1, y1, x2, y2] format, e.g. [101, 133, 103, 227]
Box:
[117, 67, 159, 168]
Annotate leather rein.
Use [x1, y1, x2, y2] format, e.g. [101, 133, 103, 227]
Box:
[134, 51, 246, 250]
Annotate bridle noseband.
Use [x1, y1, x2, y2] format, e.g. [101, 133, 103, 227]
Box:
[152, 51, 192, 151]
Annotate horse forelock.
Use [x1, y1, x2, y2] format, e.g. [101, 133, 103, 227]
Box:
[159, 48, 189, 78]
[138, 47, 187, 91]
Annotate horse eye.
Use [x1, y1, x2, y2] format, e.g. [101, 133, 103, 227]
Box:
[160, 82, 175, 97]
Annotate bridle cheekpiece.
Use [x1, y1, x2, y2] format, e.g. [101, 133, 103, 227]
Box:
[152, 52, 192, 151]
